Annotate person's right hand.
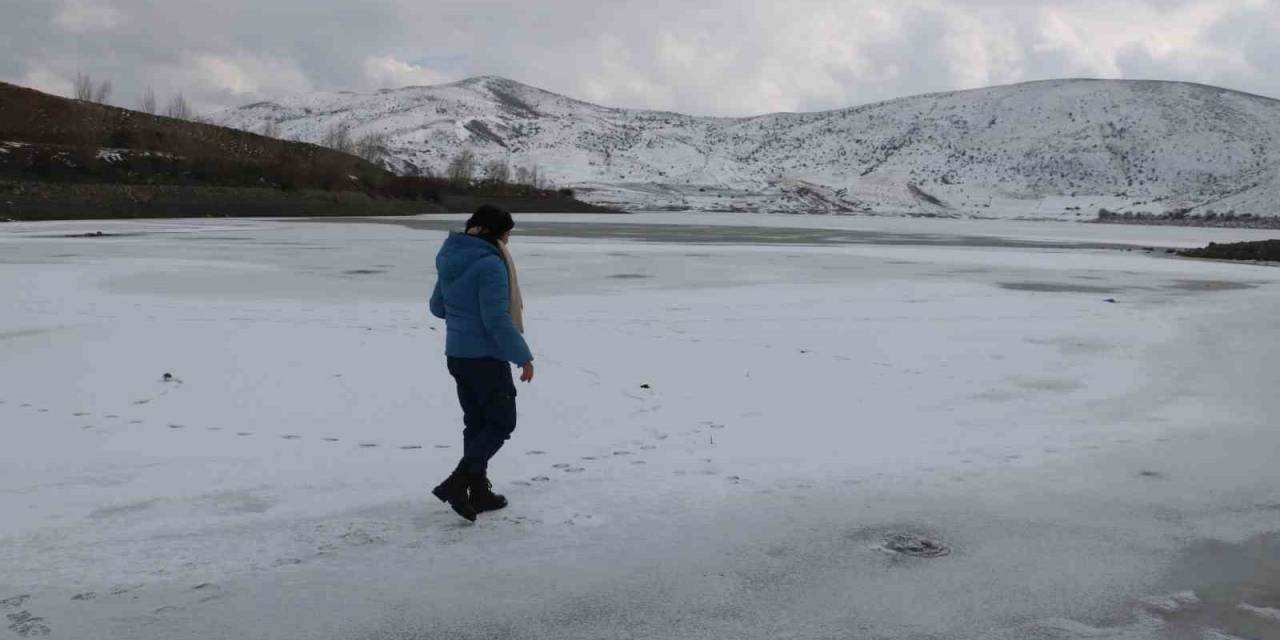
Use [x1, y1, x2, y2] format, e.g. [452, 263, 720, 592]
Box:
[519, 362, 535, 383]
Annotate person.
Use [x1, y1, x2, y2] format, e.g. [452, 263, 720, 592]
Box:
[429, 204, 535, 522]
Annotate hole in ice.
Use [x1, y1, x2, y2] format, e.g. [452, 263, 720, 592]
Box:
[882, 533, 951, 558]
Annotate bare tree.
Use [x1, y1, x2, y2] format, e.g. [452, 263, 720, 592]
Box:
[483, 158, 510, 185]
[514, 165, 532, 186]
[165, 92, 193, 120]
[261, 119, 281, 138]
[139, 87, 157, 114]
[321, 124, 354, 154]
[93, 80, 112, 104]
[446, 149, 477, 185]
[354, 131, 388, 163]
[74, 72, 94, 101]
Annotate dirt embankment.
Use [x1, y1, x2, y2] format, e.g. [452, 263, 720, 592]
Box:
[1178, 239, 1280, 263]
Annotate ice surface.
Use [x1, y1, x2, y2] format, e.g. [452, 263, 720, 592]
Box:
[1, 215, 1279, 639]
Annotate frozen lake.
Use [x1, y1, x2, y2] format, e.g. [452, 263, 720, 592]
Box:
[2, 213, 1280, 639]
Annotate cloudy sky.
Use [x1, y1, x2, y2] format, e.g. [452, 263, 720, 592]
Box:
[2, 0, 1278, 117]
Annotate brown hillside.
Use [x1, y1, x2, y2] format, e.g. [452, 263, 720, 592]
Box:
[0, 81, 377, 180]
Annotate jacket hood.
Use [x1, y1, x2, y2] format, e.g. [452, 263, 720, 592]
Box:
[437, 231, 501, 281]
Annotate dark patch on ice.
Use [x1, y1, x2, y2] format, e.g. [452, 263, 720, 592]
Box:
[531, 476, 551, 482]
[399, 445, 422, 450]
[168, 424, 184, 429]
[323, 437, 340, 442]
[281, 434, 301, 440]
[433, 444, 451, 449]
[882, 533, 952, 558]
[552, 463, 570, 469]
[359, 443, 378, 448]
[608, 273, 652, 279]
[999, 281, 1124, 294]
[91, 498, 160, 518]
[343, 269, 386, 275]
[1138, 470, 1165, 479]
[70, 592, 95, 601]
[1016, 377, 1085, 393]
[525, 450, 546, 455]
[1153, 532, 1280, 639]
[1165, 279, 1258, 292]
[236, 432, 252, 436]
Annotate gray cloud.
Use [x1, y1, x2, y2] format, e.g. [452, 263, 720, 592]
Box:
[1, 0, 1277, 117]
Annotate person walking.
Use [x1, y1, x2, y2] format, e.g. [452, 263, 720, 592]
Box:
[429, 205, 535, 522]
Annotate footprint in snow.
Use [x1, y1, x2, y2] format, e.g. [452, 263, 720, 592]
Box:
[1, 595, 30, 608]
[5, 610, 49, 637]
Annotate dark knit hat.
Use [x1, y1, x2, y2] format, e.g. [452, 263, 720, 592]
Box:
[465, 204, 515, 238]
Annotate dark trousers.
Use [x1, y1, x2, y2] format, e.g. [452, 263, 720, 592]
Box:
[447, 357, 518, 474]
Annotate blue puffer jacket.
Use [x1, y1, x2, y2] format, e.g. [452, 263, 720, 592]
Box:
[430, 232, 533, 365]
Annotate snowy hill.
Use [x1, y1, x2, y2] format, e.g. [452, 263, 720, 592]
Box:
[212, 77, 1280, 218]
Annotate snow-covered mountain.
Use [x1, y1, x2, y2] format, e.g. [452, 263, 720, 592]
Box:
[212, 76, 1280, 218]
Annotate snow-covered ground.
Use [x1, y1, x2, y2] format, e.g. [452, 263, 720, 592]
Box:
[2, 214, 1280, 639]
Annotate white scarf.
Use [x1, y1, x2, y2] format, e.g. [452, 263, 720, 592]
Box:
[467, 228, 524, 334]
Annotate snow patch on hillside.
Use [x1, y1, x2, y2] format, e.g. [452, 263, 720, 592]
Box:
[212, 77, 1280, 218]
